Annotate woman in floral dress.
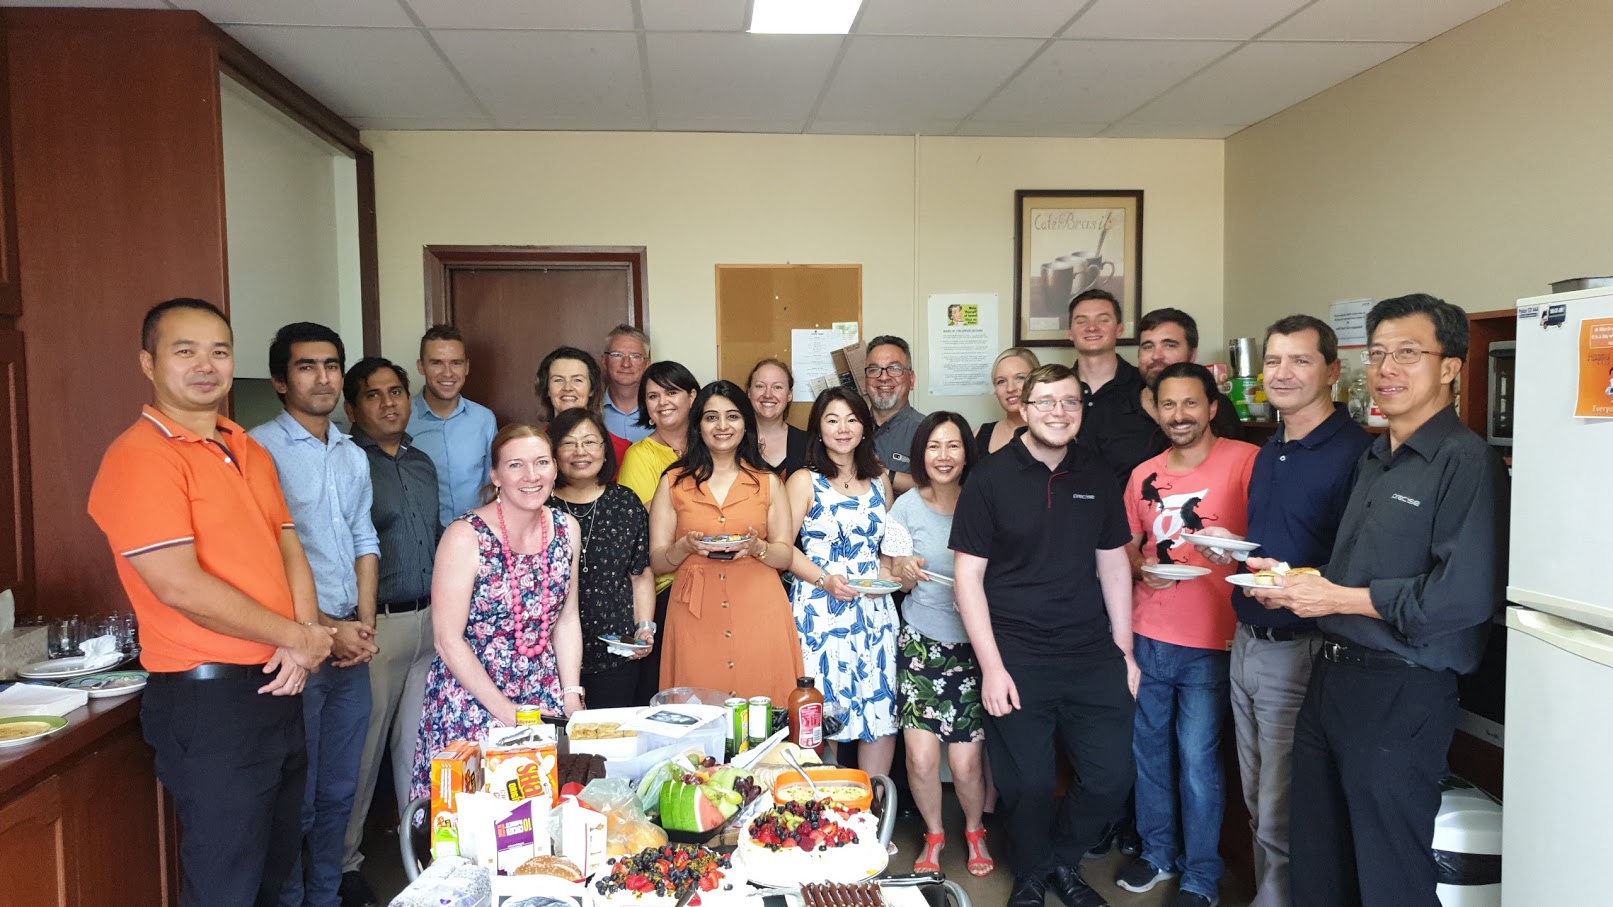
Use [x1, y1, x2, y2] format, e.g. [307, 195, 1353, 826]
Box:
[410, 425, 584, 800]
[785, 387, 898, 776]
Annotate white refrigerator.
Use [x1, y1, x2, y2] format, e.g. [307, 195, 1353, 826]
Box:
[1502, 286, 1613, 903]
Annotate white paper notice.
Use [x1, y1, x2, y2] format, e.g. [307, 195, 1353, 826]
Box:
[832, 321, 860, 348]
[1330, 299, 1372, 347]
[791, 328, 841, 402]
[928, 293, 1000, 397]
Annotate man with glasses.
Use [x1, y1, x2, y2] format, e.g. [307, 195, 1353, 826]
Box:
[865, 335, 926, 492]
[952, 363, 1139, 907]
[602, 324, 653, 444]
[1246, 295, 1508, 906]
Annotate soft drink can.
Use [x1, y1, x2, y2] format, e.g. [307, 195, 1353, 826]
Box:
[725, 697, 748, 756]
[747, 696, 772, 745]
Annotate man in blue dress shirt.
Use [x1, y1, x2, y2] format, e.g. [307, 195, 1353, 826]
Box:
[250, 322, 381, 907]
[1194, 315, 1370, 907]
[409, 324, 496, 527]
[602, 323, 653, 444]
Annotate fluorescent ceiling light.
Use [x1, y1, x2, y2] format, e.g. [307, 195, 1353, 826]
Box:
[749, 0, 863, 35]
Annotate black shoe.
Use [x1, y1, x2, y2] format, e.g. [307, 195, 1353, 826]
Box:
[339, 870, 377, 907]
[1048, 864, 1108, 907]
[1082, 823, 1120, 859]
[1117, 825, 1142, 857]
[1008, 873, 1050, 907]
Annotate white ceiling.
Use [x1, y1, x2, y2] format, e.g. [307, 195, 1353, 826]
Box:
[6, 0, 1511, 138]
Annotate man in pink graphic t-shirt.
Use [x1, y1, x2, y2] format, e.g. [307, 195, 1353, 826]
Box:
[1113, 361, 1259, 906]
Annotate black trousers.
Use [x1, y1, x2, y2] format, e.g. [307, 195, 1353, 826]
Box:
[1290, 654, 1459, 907]
[634, 585, 673, 705]
[584, 658, 645, 711]
[984, 656, 1136, 878]
[142, 672, 307, 907]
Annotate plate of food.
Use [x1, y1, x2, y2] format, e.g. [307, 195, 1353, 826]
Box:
[845, 578, 901, 596]
[700, 534, 754, 551]
[593, 843, 748, 905]
[0, 714, 69, 748]
[1180, 533, 1261, 561]
[737, 798, 887, 887]
[598, 634, 651, 656]
[1142, 564, 1212, 580]
[1226, 565, 1321, 588]
[58, 670, 148, 699]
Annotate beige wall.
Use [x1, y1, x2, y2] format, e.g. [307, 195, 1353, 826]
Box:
[365, 130, 1223, 427]
[1225, 0, 1613, 343]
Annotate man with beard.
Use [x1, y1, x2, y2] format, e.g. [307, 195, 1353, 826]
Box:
[1115, 362, 1258, 907]
[865, 335, 926, 492]
[252, 322, 380, 907]
[1136, 308, 1244, 442]
[952, 363, 1139, 907]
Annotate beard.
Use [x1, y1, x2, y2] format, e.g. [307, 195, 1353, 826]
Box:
[869, 390, 903, 412]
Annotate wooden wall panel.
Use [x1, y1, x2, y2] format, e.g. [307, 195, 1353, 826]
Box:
[5, 10, 230, 617]
[0, 25, 19, 318]
[0, 330, 31, 605]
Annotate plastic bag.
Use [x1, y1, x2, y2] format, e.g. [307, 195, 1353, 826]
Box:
[579, 777, 668, 857]
[632, 748, 705, 814]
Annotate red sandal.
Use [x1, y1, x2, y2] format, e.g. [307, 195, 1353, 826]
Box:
[965, 826, 994, 876]
[914, 832, 945, 873]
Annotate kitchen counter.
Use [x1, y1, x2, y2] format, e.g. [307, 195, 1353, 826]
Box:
[0, 691, 175, 907]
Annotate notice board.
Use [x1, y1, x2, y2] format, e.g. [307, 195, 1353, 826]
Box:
[715, 264, 862, 427]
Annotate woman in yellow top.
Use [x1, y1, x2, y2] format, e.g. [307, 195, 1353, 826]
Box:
[616, 359, 700, 702]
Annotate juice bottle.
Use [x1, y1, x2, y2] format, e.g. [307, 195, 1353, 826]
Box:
[786, 676, 825, 753]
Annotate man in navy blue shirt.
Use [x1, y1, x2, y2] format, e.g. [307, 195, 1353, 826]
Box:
[1191, 315, 1369, 907]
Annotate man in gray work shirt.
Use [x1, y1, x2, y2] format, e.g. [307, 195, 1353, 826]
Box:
[337, 357, 442, 907]
[865, 335, 926, 493]
[1247, 294, 1508, 907]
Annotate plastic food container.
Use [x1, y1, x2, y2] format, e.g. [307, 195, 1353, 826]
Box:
[564, 707, 644, 761]
[771, 767, 874, 812]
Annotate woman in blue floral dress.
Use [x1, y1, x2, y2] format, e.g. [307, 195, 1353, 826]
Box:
[785, 387, 898, 776]
[410, 425, 584, 801]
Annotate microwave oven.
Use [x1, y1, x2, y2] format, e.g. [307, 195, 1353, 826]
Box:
[1487, 341, 1515, 446]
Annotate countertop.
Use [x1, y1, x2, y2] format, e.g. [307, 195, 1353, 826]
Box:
[0, 690, 144, 802]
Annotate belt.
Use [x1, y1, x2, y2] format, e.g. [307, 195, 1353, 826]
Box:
[1318, 638, 1421, 670]
[378, 596, 430, 614]
[148, 663, 269, 682]
[1243, 623, 1318, 643]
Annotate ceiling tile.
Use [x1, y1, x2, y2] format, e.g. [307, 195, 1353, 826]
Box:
[855, 0, 1084, 38]
[971, 39, 1237, 126]
[1116, 40, 1413, 128]
[433, 30, 648, 129]
[1265, 0, 1510, 42]
[648, 33, 839, 131]
[817, 35, 1042, 123]
[640, 0, 747, 32]
[954, 120, 1109, 138]
[1065, 0, 1309, 40]
[402, 0, 633, 30]
[224, 24, 480, 119]
[176, 0, 413, 27]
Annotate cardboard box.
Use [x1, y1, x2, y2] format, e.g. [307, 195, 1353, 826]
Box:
[483, 728, 560, 806]
[489, 874, 585, 907]
[456, 792, 551, 874]
[553, 798, 609, 879]
[0, 626, 48, 681]
[429, 741, 483, 858]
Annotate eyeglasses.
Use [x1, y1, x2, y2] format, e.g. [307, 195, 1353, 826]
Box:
[604, 351, 646, 363]
[1026, 398, 1083, 412]
[556, 438, 604, 452]
[864, 365, 910, 378]
[1364, 348, 1444, 368]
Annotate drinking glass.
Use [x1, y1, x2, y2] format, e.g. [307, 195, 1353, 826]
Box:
[116, 612, 139, 655]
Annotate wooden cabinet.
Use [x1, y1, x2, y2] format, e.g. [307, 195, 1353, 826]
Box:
[0, 24, 19, 317]
[0, 329, 32, 603]
[0, 776, 69, 907]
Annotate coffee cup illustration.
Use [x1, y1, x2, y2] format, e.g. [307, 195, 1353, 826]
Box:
[1061, 252, 1115, 296]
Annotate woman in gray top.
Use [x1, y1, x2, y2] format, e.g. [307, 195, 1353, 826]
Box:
[882, 411, 993, 877]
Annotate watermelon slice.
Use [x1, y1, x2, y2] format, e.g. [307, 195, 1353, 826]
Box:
[660, 780, 728, 832]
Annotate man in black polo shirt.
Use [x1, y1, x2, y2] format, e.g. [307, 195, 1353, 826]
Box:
[1136, 307, 1244, 442]
[1248, 295, 1508, 907]
[953, 363, 1139, 907]
[1069, 289, 1158, 487]
[1195, 315, 1370, 907]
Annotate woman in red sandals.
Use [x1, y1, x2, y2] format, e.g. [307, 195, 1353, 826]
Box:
[882, 413, 993, 877]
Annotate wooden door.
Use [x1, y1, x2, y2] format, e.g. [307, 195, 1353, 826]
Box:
[0, 776, 68, 907]
[0, 24, 19, 317]
[425, 247, 647, 428]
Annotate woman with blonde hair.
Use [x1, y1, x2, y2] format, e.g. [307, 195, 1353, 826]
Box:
[974, 347, 1041, 453]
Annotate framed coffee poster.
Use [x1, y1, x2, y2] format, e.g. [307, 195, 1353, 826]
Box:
[1014, 189, 1143, 347]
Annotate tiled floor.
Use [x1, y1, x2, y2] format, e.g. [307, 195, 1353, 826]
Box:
[361, 787, 1254, 907]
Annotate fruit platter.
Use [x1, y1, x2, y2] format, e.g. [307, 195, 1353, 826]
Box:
[592, 842, 748, 905]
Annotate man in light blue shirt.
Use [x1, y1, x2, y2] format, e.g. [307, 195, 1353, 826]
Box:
[250, 322, 380, 907]
[410, 324, 497, 526]
[602, 323, 653, 444]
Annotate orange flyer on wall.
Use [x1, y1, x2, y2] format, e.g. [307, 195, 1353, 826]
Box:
[1576, 318, 1613, 418]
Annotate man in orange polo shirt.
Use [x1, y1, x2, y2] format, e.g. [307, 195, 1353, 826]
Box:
[88, 298, 336, 907]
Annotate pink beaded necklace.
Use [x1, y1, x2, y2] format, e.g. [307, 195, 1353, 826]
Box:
[496, 498, 554, 660]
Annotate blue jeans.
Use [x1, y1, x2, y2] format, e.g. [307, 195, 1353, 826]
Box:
[1133, 634, 1230, 900]
[281, 661, 371, 907]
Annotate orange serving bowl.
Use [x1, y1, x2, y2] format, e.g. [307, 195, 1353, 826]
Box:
[771, 767, 874, 812]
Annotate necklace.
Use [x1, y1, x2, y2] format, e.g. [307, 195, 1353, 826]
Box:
[559, 496, 599, 574]
[496, 499, 554, 660]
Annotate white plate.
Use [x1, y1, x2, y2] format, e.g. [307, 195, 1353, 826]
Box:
[0, 714, 69, 748]
[1180, 533, 1261, 561]
[700, 534, 753, 551]
[597, 634, 650, 649]
[58, 671, 149, 698]
[846, 579, 901, 597]
[17, 652, 129, 680]
[1142, 564, 1211, 580]
[1226, 573, 1280, 589]
[919, 570, 954, 588]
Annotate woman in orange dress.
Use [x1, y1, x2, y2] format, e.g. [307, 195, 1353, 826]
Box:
[648, 380, 803, 704]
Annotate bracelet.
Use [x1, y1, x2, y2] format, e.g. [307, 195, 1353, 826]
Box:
[636, 620, 657, 634]
[562, 685, 586, 697]
[813, 573, 828, 589]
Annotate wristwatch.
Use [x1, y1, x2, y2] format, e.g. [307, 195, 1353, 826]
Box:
[813, 573, 828, 590]
[562, 685, 586, 697]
